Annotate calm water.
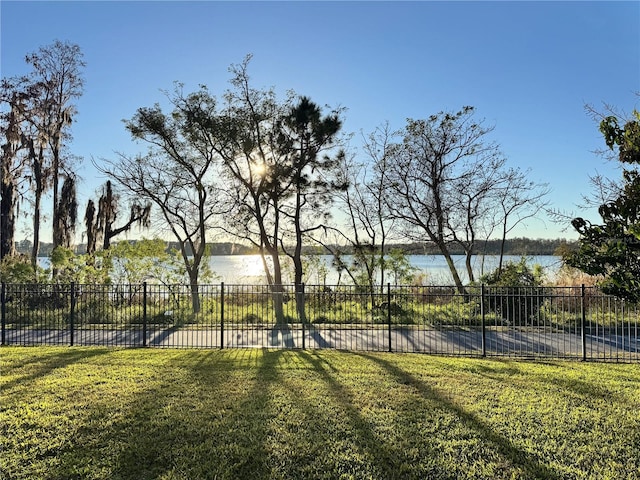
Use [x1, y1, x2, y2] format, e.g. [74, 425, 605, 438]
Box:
[38, 254, 562, 285]
[208, 254, 563, 285]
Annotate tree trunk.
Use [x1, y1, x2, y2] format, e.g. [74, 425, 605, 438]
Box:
[188, 269, 201, 314]
[498, 224, 508, 274]
[438, 243, 466, 294]
[31, 193, 41, 271]
[293, 240, 308, 325]
[0, 174, 16, 260]
[465, 249, 475, 284]
[269, 250, 286, 325]
[1, 96, 21, 260]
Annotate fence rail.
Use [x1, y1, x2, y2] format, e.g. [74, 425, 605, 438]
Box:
[1, 282, 638, 362]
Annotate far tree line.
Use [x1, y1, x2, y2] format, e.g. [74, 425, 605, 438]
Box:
[3, 41, 639, 313]
[12, 237, 576, 258]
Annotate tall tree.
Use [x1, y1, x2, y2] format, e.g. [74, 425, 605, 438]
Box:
[100, 84, 222, 313]
[1, 41, 85, 267]
[0, 87, 25, 260]
[24, 40, 85, 251]
[215, 60, 346, 323]
[276, 96, 346, 323]
[214, 59, 291, 322]
[383, 107, 504, 293]
[329, 124, 397, 292]
[567, 109, 640, 302]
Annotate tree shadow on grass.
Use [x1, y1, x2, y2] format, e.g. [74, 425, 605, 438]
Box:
[353, 352, 564, 480]
[42, 349, 283, 479]
[0, 347, 112, 393]
[295, 350, 411, 479]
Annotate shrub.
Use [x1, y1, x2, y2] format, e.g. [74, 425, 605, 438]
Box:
[481, 258, 546, 325]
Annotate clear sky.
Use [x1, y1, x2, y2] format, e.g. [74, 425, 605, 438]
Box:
[2, 1, 639, 242]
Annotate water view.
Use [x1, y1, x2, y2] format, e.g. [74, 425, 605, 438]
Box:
[209, 254, 563, 285]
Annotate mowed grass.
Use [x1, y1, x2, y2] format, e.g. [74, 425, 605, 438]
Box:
[1, 348, 639, 480]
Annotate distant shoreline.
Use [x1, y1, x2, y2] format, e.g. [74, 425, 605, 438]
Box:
[20, 237, 576, 258]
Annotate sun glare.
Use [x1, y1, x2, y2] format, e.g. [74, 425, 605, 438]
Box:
[241, 255, 266, 278]
[252, 162, 267, 178]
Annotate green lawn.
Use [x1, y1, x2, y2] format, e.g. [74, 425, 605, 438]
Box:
[1, 347, 638, 480]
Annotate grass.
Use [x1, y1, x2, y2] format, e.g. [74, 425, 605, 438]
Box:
[1, 347, 639, 480]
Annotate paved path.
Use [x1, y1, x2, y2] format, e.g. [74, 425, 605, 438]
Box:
[4, 326, 638, 360]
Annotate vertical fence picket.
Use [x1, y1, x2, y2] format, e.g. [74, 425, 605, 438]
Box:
[143, 282, 148, 347]
[387, 283, 392, 353]
[220, 282, 225, 349]
[581, 284, 587, 361]
[1, 283, 5, 346]
[481, 284, 486, 357]
[301, 283, 305, 350]
[69, 282, 76, 347]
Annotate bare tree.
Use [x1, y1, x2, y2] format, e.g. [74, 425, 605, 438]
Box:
[99, 85, 222, 313]
[491, 168, 550, 272]
[384, 107, 504, 293]
[328, 124, 397, 292]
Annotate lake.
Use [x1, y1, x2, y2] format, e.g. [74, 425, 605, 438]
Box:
[37, 253, 563, 285]
[208, 254, 563, 285]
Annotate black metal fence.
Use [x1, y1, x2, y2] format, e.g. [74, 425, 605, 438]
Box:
[1, 282, 638, 362]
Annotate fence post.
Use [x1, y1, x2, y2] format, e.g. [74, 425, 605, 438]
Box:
[70, 282, 76, 346]
[481, 284, 486, 357]
[142, 282, 148, 347]
[220, 282, 224, 349]
[581, 284, 587, 361]
[1, 283, 6, 346]
[301, 283, 306, 350]
[387, 283, 392, 352]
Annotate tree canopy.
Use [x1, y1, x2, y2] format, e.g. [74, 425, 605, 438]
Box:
[567, 110, 640, 302]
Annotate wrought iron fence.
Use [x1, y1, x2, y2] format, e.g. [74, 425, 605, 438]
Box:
[1, 282, 638, 362]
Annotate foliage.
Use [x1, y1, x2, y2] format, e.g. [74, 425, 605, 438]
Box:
[49, 246, 108, 284]
[567, 110, 640, 303]
[103, 238, 171, 285]
[383, 248, 417, 286]
[0, 255, 46, 283]
[600, 112, 640, 164]
[101, 84, 223, 313]
[2, 348, 639, 480]
[480, 257, 545, 287]
[480, 257, 545, 324]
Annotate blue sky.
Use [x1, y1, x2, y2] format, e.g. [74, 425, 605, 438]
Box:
[2, 1, 639, 242]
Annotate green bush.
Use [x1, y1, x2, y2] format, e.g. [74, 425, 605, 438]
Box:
[481, 258, 546, 325]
